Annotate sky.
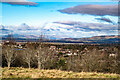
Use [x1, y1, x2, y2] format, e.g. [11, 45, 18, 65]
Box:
[29, 0, 118, 2]
[1, 2, 118, 26]
[0, 0, 119, 38]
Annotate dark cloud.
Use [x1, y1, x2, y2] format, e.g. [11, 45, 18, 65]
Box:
[59, 4, 118, 16]
[0, 0, 38, 6]
[95, 17, 114, 24]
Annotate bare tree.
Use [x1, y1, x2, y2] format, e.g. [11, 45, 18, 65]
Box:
[2, 45, 16, 68]
[35, 44, 55, 69]
[22, 46, 35, 69]
[35, 34, 56, 69]
[81, 48, 99, 72]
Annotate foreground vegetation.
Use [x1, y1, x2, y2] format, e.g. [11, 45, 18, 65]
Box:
[2, 41, 120, 74]
[2, 44, 120, 73]
[1, 35, 120, 79]
[2, 67, 120, 78]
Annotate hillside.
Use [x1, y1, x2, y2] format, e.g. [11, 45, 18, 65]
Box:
[62, 35, 120, 41]
[60, 35, 120, 44]
[2, 67, 120, 78]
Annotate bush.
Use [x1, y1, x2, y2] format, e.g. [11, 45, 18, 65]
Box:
[57, 57, 67, 70]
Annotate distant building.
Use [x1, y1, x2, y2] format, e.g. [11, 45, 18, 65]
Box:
[0, 43, 2, 46]
[50, 46, 56, 50]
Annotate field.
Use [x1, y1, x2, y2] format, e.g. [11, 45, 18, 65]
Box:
[2, 67, 120, 79]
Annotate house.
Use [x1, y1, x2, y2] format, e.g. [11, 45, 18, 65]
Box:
[50, 46, 56, 50]
[109, 53, 117, 58]
[0, 43, 2, 46]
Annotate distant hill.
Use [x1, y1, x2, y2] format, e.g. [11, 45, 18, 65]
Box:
[60, 35, 120, 44]
[62, 35, 119, 41]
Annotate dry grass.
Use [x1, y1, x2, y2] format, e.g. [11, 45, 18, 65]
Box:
[1, 67, 120, 78]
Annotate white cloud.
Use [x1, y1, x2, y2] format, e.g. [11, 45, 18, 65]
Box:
[1, 21, 118, 38]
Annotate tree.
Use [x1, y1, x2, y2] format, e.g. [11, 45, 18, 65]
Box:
[35, 45, 55, 69]
[57, 57, 67, 70]
[22, 45, 35, 69]
[81, 48, 102, 72]
[2, 45, 16, 68]
[35, 34, 56, 69]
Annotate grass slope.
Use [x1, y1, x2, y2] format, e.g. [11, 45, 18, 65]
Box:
[2, 67, 120, 78]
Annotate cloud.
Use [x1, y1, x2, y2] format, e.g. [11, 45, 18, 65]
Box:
[95, 17, 115, 24]
[59, 4, 118, 16]
[0, 0, 38, 6]
[54, 21, 118, 32]
[1, 22, 118, 38]
[41, 21, 118, 38]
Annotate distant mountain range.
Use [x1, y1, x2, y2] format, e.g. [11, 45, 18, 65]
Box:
[59, 35, 120, 44]
[0, 23, 119, 44]
[0, 25, 12, 34]
[0, 23, 39, 38]
[61, 35, 119, 41]
[1, 34, 119, 44]
[1, 22, 118, 39]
